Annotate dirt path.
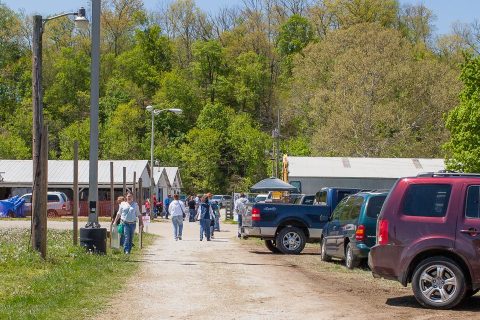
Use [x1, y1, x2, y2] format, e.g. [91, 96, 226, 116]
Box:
[2, 219, 479, 319]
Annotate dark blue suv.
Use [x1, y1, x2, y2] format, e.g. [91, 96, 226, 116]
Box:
[320, 191, 388, 269]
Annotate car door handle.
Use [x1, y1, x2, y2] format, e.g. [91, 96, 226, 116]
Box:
[460, 228, 479, 236]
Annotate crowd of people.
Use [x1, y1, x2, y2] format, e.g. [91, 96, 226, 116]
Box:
[112, 192, 249, 254]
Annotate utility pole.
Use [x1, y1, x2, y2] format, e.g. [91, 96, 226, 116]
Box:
[31, 15, 47, 258]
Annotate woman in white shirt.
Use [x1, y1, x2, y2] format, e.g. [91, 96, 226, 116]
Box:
[114, 192, 143, 254]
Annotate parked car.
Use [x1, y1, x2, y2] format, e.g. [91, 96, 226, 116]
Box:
[21, 191, 71, 217]
[211, 194, 232, 208]
[254, 194, 268, 203]
[293, 194, 315, 205]
[369, 172, 480, 309]
[320, 191, 388, 269]
[242, 187, 360, 254]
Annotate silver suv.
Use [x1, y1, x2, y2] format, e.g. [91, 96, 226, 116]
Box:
[211, 195, 232, 208]
[21, 191, 71, 217]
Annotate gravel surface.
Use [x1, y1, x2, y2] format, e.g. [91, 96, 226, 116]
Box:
[2, 218, 479, 319]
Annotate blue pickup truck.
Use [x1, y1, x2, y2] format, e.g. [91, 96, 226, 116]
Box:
[242, 187, 359, 254]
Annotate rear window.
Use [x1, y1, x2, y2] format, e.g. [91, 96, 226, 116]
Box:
[402, 184, 451, 217]
[60, 193, 68, 202]
[47, 194, 60, 202]
[466, 185, 480, 219]
[315, 191, 327, 205]
[366, 196, 387, 218]
[22, 195, 32, 203]
[303, 196, 315, 205]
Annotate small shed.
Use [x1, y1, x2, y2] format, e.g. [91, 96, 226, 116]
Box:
[153, 167, 171, 201]
[164, 167, 183, 196]
[284, 157, 446, 194]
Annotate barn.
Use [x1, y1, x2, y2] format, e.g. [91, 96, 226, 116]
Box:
[284, 156, 445, 194]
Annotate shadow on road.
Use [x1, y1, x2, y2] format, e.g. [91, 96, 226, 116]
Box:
[127, 258, 298, 268]
[248, 250, 319, 256]
[386, 295, 480, 311]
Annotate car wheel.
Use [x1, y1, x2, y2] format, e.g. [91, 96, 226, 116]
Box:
[320, 238, 332, 262]
[47, 209, 58, 218]
[412, 256, 467, 309]
[345, 243, 360, 269]
[264, 240, 281, 253]
[275, 226, 306, 254]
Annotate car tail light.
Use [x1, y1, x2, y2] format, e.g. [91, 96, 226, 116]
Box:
[252, 207, 261, 221]
[355, 225, 365, 241]
[62, 203, 66, 211]
[378, 219, 389, 245]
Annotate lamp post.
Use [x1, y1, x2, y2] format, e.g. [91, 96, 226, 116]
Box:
[86, 0, 101, 229]
[146, 106, 182, 218]
[31, 7, 88, 258]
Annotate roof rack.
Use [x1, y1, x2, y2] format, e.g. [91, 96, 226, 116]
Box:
[417, 171, 480, 178]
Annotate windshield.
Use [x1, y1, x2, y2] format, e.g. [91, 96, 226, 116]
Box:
[255, 196, 267, 202]
[212, 196, 222, 200]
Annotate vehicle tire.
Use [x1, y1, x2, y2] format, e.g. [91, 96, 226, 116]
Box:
[411, 256, 467, 309]
[320, 238, 332, 262]
[264, 240, 281, 253]
[345, 243, 360, 269]
[47, 209, 58, 218]
[275, 226, 306, 254]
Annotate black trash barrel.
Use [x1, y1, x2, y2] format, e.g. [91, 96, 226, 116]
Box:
[80, 227, 107, 254]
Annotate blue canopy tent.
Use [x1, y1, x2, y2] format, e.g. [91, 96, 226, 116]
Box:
[0, 196, 26, 218]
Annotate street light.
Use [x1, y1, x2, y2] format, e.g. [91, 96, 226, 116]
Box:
[146, 106, 182, 218]
[31, 6, 88, 258]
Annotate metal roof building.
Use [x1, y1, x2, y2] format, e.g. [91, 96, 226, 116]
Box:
[0, 160, 151, 188]
[285, 157, 446, 194]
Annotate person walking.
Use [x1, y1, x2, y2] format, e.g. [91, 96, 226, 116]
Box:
[164, 194, 172, 219]
[168, 194, 186, 241]
[114, 192, 143, 254]
[187, 195, 196, 222]
[234, 193, 249, 238]
[114, 195, 125, 247]
[197, 195, 214, 241]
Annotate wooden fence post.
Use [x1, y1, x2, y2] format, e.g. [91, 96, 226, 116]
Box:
[73, 141, 78, 245]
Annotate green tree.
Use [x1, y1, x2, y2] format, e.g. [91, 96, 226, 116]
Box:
[59, 118, 90, 159]
[227, 113, 270, 184]
[287, 23, 460, 157]
[102, 101, 147, 159]
[180, 128, 223, 193]
[192, 40, 227, 103]
[115, 25, 173, 99]
[277, 14, 315, 56]
[444, 54, 480, 172]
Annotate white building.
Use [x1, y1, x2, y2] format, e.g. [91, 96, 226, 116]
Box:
[284, 157, 446, 194]
[153, 166, 183, 200]
[0, 160, 182, 215]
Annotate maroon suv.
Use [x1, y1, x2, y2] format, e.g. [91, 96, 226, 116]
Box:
[369, 172, 480, 309]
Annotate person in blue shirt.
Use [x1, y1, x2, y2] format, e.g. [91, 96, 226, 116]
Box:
[164, 194, 172, 219]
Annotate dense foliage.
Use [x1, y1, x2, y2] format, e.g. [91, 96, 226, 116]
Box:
[0, 0, 479, 192]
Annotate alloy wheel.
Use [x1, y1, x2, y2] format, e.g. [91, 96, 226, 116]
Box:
[282, 232, 301, 251]
[419, 264, 458, 304]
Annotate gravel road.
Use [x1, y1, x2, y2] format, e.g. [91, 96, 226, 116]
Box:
[2, 219, 479, 320]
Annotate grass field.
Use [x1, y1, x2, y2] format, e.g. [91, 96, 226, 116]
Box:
[0, 228, 154, 320]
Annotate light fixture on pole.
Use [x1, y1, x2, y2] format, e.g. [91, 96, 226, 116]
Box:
[146, 106, 182, 219]
[31, 5, 89, 258]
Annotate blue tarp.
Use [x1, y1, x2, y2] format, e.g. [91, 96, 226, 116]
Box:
[0, 196, 26, 218]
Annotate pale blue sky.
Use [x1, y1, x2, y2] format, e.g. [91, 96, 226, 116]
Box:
[2, 0, 479, 36]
